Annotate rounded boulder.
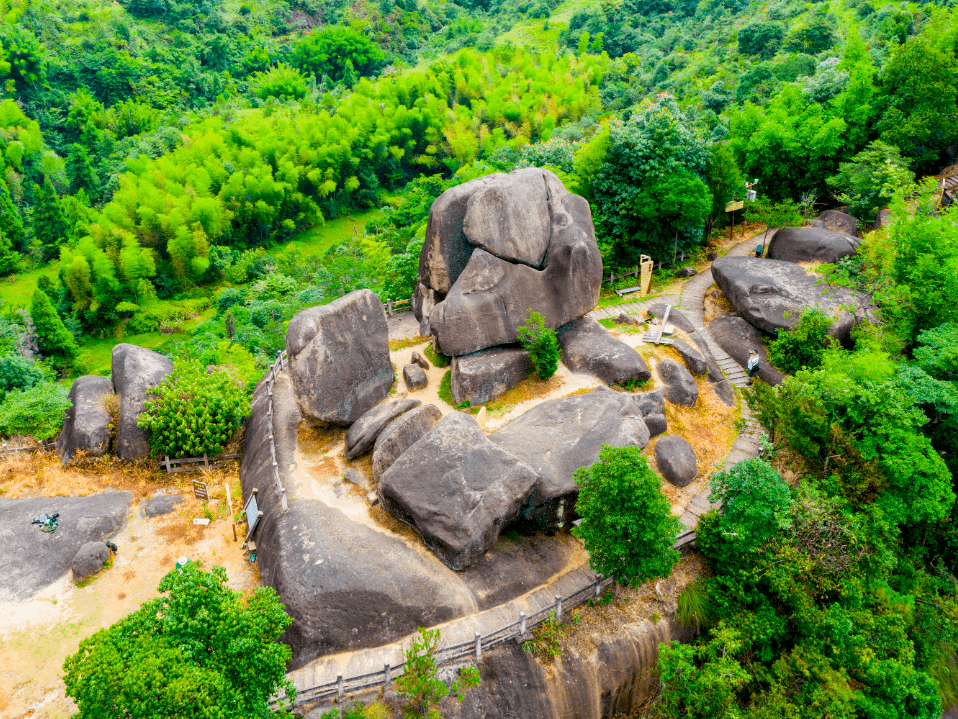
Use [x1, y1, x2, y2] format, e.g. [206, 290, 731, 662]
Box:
[655, 436, 697, 487]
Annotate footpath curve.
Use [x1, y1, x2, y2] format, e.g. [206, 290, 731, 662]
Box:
[282, 235, 769, 708]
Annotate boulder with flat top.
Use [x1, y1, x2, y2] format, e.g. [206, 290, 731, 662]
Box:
[656, 360, 698, 408]
[557, 317, 651, 385]
[451, 346, 532, 406]
[344, 398, 421, 460]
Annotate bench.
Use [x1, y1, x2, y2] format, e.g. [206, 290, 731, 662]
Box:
[614, 285, 643, 297]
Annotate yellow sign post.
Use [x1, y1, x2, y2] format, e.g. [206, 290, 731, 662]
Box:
[640, 255, 653, 296]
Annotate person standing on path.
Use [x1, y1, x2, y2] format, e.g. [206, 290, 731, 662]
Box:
[746, 349, 760, 385]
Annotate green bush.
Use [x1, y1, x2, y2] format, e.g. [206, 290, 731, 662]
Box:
[137, 360, 251, 458]
[396, 628, 479, 717]
[517, 310, 561, 379]
[423, 345, 451, 368]
[767, 308, 835, 374]
[573, 445, 682, 586]
[0, 381, 72, 440]
[63, 563, 296, 718]
[0, 354, 45, 401]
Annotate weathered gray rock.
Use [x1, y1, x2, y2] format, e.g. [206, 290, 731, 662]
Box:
[655, 435, 697, 487]
[676, 266, 697, 278]
[648, 304, 696, 333]
[463, 167, 555, 268]
[874, 208, 891, 230]
[111, 344, 173, 461]
[379, 412, 540, 570]
[711, 256, 860, 345]
[656, 360, 698, 408]
[372, 404, 444, 483]
[712, 379, 736, 407]
[766, 226, 860, 264]
[286, 289, 393, 425]
[808, 209, 860, 238]
[403, 364, 428, 391]
[644, 413, 667, 438]
[411, 351, 429, 370]
[708, 315, 786, 386]
[557, 317, 651, 385]
[634, 389, 665, 417]
[144, 494, 183, 517]
[0, 492, 131, 602]
[57, 375, 113, 464]
[343, 468, 366, 488]
[426, 168, 603, 356]
[612, 313, 639, 326]
[451, 346, 532, 406]
[673, 340, 707, 376]
[344, 398, 421, 460]
[689, 329, 727, 384]
[72, 542, 111, 582]
[490, 387, 651, 531]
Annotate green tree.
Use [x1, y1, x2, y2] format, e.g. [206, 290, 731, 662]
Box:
[292, 27, 384, 84]
[703, 143, 743, 242]
[396, 627, 480, 718]
[32, 177, 69, 261]
[631, 172, 711, 268]
[745, 197, 804, 252]
[63, 562, 296, 718]
[573, 445, 682, 585]
[738, 22, 784, 59]
[0, 382, 71, 440]
[66, 144, 100, 201]
[516, 310, 561, 380]
[827, 140, 914, 223]
[0, 226, 16, 275]
[30, 288, 79, 362]
[0, 354, 45, 401]
[767, 308, 835, 374]
[0, 180, 26, 252]
[254, 63, 308, 101]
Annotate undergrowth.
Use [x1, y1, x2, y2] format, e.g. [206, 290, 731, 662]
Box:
[423, 345, 450, 367]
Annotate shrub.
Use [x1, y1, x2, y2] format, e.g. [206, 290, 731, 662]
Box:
[396, 628, 480, 717]
[0, 354, 45, 401]
[137, 360, 251, 458]
[573, 445, 682, 586]
[31, 287, 79, 362]
[707, 457, 792, 551]
[767, 308, 835, 374]
[517, 310, 561, 379]
[0, 382, 71, 440]
[63, 563, 296, 718]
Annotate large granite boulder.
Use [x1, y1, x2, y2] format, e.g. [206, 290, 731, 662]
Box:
[372, 404, 443, 483]
[808, 210, 860, 237]
[72, 542, 111, 582]
[655, 436, 697, 487]
[379, 412, 540, 570]
[557, 317, 651, 385]
[344, 398, 421, 460]
[766, 226, 860, 264]
[0, 492, 131, 602]
[634, 389, 665, 417]
[490, 387, 651, 531]
[286, 289, 393, 425]
[673, 340, 707, 376]
[451, 346, 532, 406]
[418, 168, 603, 357]
[645, 413, 668, 438]
[656, 360, 698, 408]
[711, 256, 860, 345]
[57, 375, 113, 464]
[709, 315, 786, 386]
[111, 344, 173, 461]
[648, 304, 696, 333]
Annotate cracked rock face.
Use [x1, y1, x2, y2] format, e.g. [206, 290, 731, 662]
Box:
[414, 168, 602, 356]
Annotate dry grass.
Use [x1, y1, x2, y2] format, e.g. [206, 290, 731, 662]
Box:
[467, 374, 564, 418]
[388, 336, 431, 351]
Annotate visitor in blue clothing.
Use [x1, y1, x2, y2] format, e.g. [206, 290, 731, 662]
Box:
[746, 349, 760, 385]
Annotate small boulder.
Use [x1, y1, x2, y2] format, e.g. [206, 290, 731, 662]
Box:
[634, 389, 665, 417]
[379, 412, 540, 570]
[72, 542, 111, 582]
[675, 266, 697, 278]
[286, 289, 393, 425]
[767, 226, 860, 264]
[112, 344, 174, 462]
[657, 360, 698, 408]
[557, 317, 651, 385]
[706, 252, 718, 261]
[709, 315, 785, 387]
[57, 375, 114, 464]
[403, 364, 428, 391]
[644, 413, 667, 438]
[343, 468, 367, 489]
[411, 351, 429, 370]
[612, 313, 638, 326]
[144, 495, 184, 518]
[673, 340, 707, 376]
[451, 346, 532, 406]
[655, 436, 697, 487]
[712, 379, 736, 407]
[344, 398, 421, 460]
[372, 404, 443, 484]
[808, 209, 860, 238]
[647, 304, 696, 333]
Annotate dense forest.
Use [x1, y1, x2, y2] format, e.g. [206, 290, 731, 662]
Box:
[2, 0, 958, 714]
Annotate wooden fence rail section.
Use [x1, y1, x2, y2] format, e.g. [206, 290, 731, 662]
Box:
[603, 253, 692, 285]
[385, 297, 414, 318]
[161, 454, 242, 473]
[0, 440, 56, 455]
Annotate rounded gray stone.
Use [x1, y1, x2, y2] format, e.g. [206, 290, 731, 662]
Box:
[644, 413, 667, 438]
[655, 435, 697, 487]
[403, 364, 428, 391]
[72, 542, 111, 582]
[656, 360, 699, 408]
[144, 495, 184, 518]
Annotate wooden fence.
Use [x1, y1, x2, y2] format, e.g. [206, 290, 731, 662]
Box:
[0, 439, 56, 455]
[385, 297, 414, 317]
[603, 252, 692, 284]
[160, 454, 242, 473]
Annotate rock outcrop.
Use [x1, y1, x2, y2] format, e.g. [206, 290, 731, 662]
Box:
[673, 340, 707, 376]
[72, 542, 111, 582]
[647, 303, 696, 333]
[656, 360, 698, 408]
[490, 387, 650, 531]
[372, 404, 443, 483]
[344, 398, 421, 460]
[379, 412, 540, 570]
[416, 168, 602, 357]
[451, 346, 532, 406]
[711, 256, 860, 345]
[111, 344, 173, 461]
[57, 375, 114, 464]
[655, 436, 698, 487]
[557, 317, 651, 385]
[766, 226, 860, 264]
[708, 315, 786, 387]
[286, 289, 393, 425]
[144, 494, 184, 517]
[808, 209, 860, 237]
[634, 389, 665, 417]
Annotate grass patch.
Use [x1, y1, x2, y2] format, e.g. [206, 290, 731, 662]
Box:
[423, 344, 450, 367]
[438, 370, 469, 409]
[267, 208, 383, 261]
[598, 317, 646, 335]
[389, 335, 431, 351]
[677, 580, 715, 629]
[521, 609, 581, 660]
[0, 263, 58, 311]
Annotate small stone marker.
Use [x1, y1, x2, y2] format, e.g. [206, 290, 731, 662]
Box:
[476, 406, 487, 431]
[192, 479, 209, 501]
[193, 518, 210, 526]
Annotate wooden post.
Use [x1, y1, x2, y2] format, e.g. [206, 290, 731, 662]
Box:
[203, 453, 209, 470]
[475, 632, 482, 661]
[387, 298, 393, 316]
[164, 455, 172, 473]
[555, 594, 562, 622]
[519, 611, 526, 634]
